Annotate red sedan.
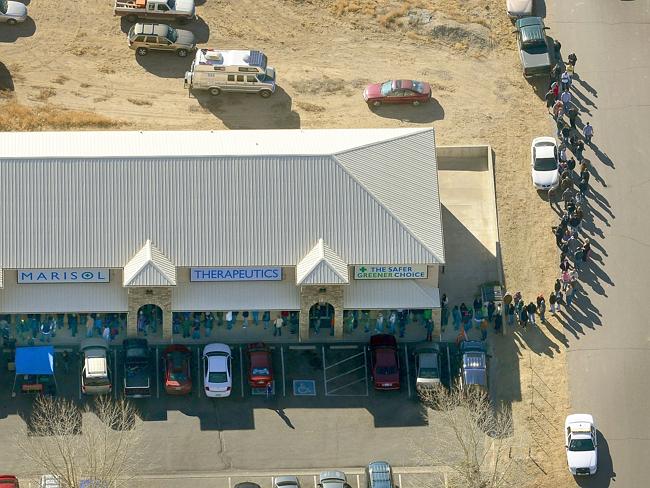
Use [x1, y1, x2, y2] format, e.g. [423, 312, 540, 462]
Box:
[370, 334, 401, 390]
[162, 345, 192, 395]
[363, 79, 431, 107]
[247, 342, 273, 388]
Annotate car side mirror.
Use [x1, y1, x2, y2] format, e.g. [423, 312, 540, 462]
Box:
[512, 30, 518, 34]
[544, 26, 550, 30]
[344, 484, 352, 488]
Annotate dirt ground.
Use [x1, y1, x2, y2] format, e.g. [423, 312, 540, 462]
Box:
[1, 0, 573, 485]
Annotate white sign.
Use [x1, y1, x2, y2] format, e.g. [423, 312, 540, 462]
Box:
[18, 269, 110, 284]
[354, 265, 428, 280]
[191, 267, 282, 282]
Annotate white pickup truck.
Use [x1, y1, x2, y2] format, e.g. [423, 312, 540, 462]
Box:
[114, 0, 195, 24]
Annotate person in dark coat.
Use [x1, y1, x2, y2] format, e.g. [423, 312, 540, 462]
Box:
[526, 302, 537, 325]
[519, 307, 529, 328]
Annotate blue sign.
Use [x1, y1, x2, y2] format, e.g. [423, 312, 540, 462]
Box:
[293, 379, 316, 396]
[18, 269, 110, 284]
[190, 267, 282, 282]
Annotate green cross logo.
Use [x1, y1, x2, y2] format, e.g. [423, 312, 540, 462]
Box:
[359, 266, 367, 273]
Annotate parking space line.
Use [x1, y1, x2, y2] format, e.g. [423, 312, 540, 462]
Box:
[228, 476, 232, 488]
[313, 475, 317, 487]
[280, 345, 286, 397]
[356, 474, 360, 488]
[325, 365, 366, 383]
[398, 474, 402, 488]
[155, 346, 160, 399]
[321, 345, 327, 395]
[79, 354, 83, 400]
[327, 377, 367, 395]
[271, 476, 274, 488]
[363, 345, 369, 396]
[323, 350, 364, 370]
[113, 348, 118, 400]
[446, 344, 452, 387]
[404, 344, 411, 398]
[239, 346, 244, 398]
[196, 346, 201, 398]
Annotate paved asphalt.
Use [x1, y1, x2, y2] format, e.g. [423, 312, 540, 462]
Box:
[545, 1, 650, 486]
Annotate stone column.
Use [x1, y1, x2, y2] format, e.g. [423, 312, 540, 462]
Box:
[126, 287, 173, 339]
[299, 285, 345, 341]
[431, 308, 442, 340]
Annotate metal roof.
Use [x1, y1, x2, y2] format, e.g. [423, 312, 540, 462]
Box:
[0, 129, 444, 270]
[296, 239, 349, 285]
[123, 240, 177, 287]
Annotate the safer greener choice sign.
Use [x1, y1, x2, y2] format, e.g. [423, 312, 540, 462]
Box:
[354, 265, 428, 280]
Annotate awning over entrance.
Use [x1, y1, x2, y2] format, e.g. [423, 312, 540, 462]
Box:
[172, 280, 301, 311]
[344, 280, 440, 309]
[0, 270, 128, 313]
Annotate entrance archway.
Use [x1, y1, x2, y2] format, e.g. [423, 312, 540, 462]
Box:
[136, 304, 162, 336]
[309, 303, 334, 332]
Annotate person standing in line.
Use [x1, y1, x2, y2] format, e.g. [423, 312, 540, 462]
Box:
[538, 296, 547, 323]
[583, 122, 594, 144]
[561, 125, 572, 145]
[273, 315, 284, 337]
[548, 184, 559, 207]
[580, 167, 590, 184]
[241, 310, 249, 329]
[226, 310, 234, 330]
[556, 291, 564, 313]
[551, 63, 562, 85]
[102, 325, 111, 341]
[578, 177, 589, 200]
[262, 310, 270, 330]
[375, 312, 384, 334]
[452, 305, 461, 330]
[252, 310, 259, 327]
[494, 306, 503, 332]
[425, 319, 434, 342]
[388, 311, 397, 335]
[455, 328, 468, 346]
[568, 52, 577, 68]
[560, 89, 572, 111]
[487, 301, 495, 322]
[507, 301, 515, 326]
[582, 239, 592, 264]
[545, 89, 556, 112]
[480, 318, 489, 341]
[441, 294, 449, 326]
[567, 105, 579, 128]
[566, 282, 576, 306]
[526, 302, 537, 326]
[561, 70, 572, 91]
[519, 306, 529, 329]
[549, 291, 557, 314]
[553, 100, 564, 121]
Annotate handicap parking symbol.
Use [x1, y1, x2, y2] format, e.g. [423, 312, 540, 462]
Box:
[293, 379, 316, 396]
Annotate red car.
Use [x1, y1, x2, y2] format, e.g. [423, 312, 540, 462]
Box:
[162, 345, 192, 395]
[0, 476, 19, 488]
[370, 334, 400, 390]
[363, 79, 431, 107]
[247, 342, 273, 388]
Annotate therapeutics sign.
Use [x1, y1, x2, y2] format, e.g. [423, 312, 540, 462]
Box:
[191, 267, 282, 282]
[18, 269, 110, 284]
[354, 265, 428, 280]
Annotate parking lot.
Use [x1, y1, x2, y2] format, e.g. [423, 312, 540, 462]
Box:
[0, 341, 461, 475]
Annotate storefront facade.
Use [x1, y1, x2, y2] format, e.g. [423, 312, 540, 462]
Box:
[0, 128, 445, 342]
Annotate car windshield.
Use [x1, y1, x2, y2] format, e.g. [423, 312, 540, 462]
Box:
[170, 370, 187, 382]
[166, 26, 178, 42]
[377, 366, 397, 375]
[85, 376, 109, 387]
[208, 372, 228, 384]
[126, 348, 147, 359]
[418, 367, 438, 379]
[380, 81, 393, 96]
[569, 438, 595, 451]
[411, 81, 426, 93]
[166, 0, 175, 8]
[252, 367, 270, 376]
[534, 157, 557, 171]
[0, 0, 7, 14]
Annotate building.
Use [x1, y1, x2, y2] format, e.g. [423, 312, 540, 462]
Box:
[0, 128, 444, 341]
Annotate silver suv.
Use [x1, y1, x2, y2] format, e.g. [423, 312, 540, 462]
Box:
[127, 23, 196, 57]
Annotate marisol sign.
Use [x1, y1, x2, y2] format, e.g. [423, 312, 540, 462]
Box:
[18, 269, 110, 284]
[190, 267, 282, 282]
[354, 265, 428, 280]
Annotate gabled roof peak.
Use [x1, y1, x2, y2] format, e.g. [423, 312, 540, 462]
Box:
[123, 240, 176, 287]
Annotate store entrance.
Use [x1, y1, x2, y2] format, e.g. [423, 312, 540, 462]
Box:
[309, 303, 334, 334]
[137, 304, 163, 337]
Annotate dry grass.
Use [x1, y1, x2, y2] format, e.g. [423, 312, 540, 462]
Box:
[52, 75, 70, 85]
[0, 100, 121, 131]
[80, 83, 91, 88]
[98, 65, 116, 74]
[295, 101, 326, 112]
[127, 98, 153, 106]
[33, 88, 57, 101]
[377, 2, 410, 27]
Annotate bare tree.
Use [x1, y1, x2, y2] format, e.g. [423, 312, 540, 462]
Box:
[17, 396, 143, 488]
[417, 385, 522, 488]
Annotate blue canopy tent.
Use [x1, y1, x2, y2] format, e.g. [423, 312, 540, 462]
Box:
[12, 346, 57, 396]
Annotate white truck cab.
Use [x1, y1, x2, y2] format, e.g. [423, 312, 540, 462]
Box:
[184, 49, 276, 98]
[565, 414, 598, 476]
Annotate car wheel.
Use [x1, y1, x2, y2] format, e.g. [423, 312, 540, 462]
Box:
[259, 89, 272, 98]
[176, 49, 188, 57]
[7, 18, 17, 25]
[136, 47, 149, 56]
[412, 100, 420, 106]
[209, 87, 221, 97]
[126, 14, 138, 23]
[372, 100, 381, 107]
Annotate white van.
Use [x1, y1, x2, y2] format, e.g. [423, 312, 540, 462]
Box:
[184, 48, 276, 98]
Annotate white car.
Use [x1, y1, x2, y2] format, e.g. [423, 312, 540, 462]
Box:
[0, 0, 28, 24]
[565, 414, 598, 476]
[506, 0, 533, 19]
[203, 343, 232, 397]
[531, 136, 559, 190]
